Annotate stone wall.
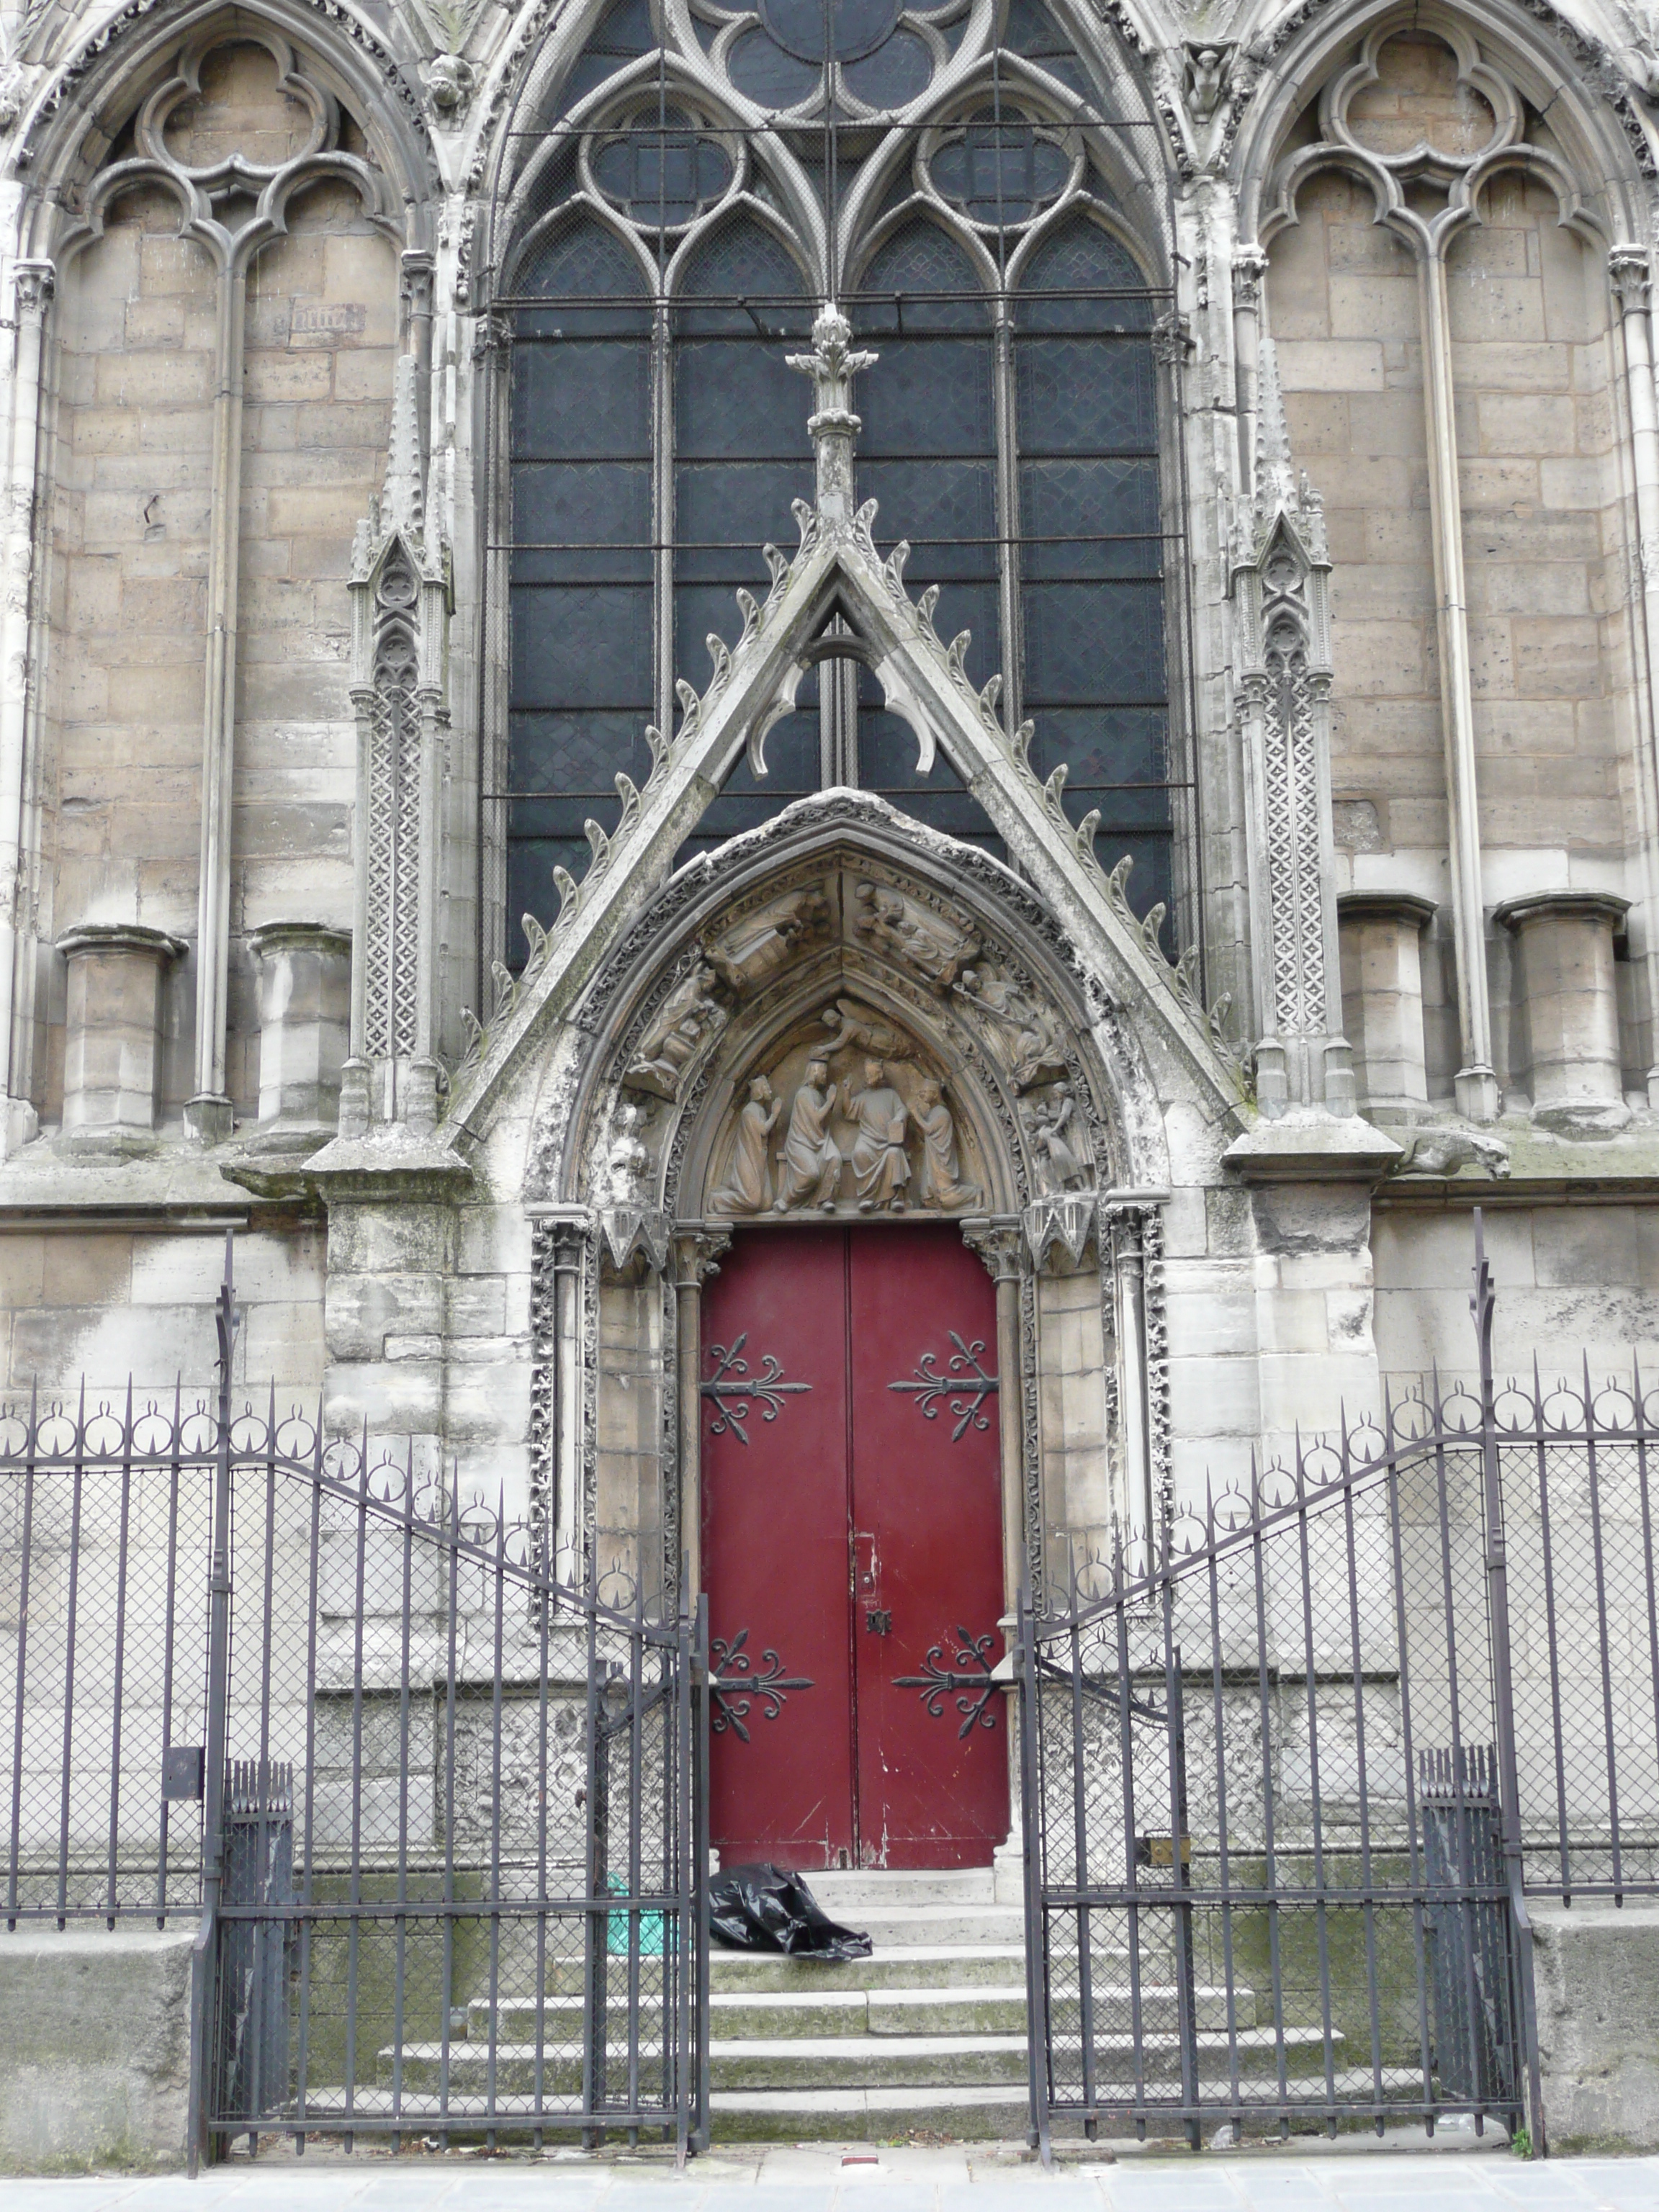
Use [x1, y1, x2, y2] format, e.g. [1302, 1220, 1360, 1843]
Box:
[38, 40, 395, 1135]
[0, 1223, 325, 1394]
[1532, 1899, 1659, 2150]
[1268, 29, 1637, 1103]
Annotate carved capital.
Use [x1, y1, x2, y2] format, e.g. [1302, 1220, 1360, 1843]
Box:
[471, 312, 513, 362]
[12, 261, 54, 320]
[961, 1217, 1024, 1282]
[671, 1228, 732, 1290]
[1231, 244, 1269, 312]
[400, 251, 435, 322]
[1151, 311, 1193, 367]
[1609, 245, 1653, 312]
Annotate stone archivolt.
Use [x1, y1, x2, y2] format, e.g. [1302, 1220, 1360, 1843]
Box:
[585, 853, 1099, 1226]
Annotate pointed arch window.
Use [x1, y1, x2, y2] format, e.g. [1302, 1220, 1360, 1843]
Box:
[485, 0, 1190, 971]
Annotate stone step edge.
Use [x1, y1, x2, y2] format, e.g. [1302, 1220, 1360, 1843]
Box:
[385, 2026, 1332, 2063]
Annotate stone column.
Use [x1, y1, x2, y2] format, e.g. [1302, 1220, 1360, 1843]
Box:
[0, 261, 55, 1157]
[1495, 891, 1632, 1135]
[56, 923, 184, 1143]
[1337, 892, 1435, 1119]
[248, 922, 351, 1143]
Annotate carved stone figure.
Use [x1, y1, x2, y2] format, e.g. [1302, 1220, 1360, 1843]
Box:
[914, 1078, 979, 1210]
[1182, 42, 1233, 123]
[711, 1075, 781, 1215]
[707, 881, 831, 995]
[1023, 1084, 1090, 1192]
[819, 997, 910, 1063]
[603, 1100, 652, 1204]
[426, 53, 476, 115]
[843, 1058, 910, 1213]
[956, 964, 1066, 1090]
[624, 960, 724, 1099]
[773, 1058, 844, 1212]
[851, 878, 979, 992]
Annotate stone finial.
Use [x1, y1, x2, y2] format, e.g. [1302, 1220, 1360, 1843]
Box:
[787, 303, 878, 526]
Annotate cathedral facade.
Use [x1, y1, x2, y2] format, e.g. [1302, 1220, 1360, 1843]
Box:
[1, 0, 1659, 1851]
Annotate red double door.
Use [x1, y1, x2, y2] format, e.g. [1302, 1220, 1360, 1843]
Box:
[701, 1226, 1009, 1870]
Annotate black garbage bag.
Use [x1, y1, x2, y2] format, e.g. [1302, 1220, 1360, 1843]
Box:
[707, 1862, 873, 1960]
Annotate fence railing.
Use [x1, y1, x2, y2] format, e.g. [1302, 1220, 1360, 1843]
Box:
[1019, 1210, 1659, 2154]
[0, 1239, 709, 2164]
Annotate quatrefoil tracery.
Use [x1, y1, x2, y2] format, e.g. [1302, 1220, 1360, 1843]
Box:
[66, 28, 395, 275]
[1264, 12, 1596, 256]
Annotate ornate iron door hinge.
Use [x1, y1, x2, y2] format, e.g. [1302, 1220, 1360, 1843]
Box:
[888, 1332, 998, 1442]
[894, 1626, 1000, 1740]
[701, 1332, 811, 1444]
[709, 1629, 814, 1742]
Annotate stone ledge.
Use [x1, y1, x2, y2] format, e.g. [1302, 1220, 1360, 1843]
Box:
[1223, 1110, 1402, 1184]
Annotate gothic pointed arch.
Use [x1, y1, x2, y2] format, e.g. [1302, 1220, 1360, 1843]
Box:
[473, 0, 1200, 993]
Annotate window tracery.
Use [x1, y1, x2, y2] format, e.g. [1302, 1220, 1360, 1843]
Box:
[482, 0, 1190, 980]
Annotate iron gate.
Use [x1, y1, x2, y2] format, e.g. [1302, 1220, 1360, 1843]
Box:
[1019, 1213, 1659, 2154]
[0, 1242, 709, 2164]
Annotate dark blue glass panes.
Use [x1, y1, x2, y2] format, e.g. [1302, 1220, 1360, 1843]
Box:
[592, 120, 732, 227]
[513, 583, 654, 708]
[1016, 334, 1156, 450]
[1001, 0, 1097, 103]
[670, 219, 819, 863]
[511, 338, 649, 457]
[1016, 217, 1154, 331]
[1013, 216, 1172, 914]
[549, 0, 655, 117]
[1020, 456, 1161, 578]
[508, 216, 655, 957]
[1028, 708, 1167, 790]
[511, 461, 651, 583]
[931, 120, 1070, 224]
[763, 0, 902, 62]
[1022, 580, 1164, 703]
[841, 30, 933, 106]
[727, 30, 822, 107]
[509, 712, 657, 798]
[515, 220, 650, 318]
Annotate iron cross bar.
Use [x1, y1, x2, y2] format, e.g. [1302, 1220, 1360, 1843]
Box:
[894, 1627, 1001, 1740]
[700, 1332, 811, 1445]
[708, 1628, 814, 1741]
[887, 1331, 999, 1442]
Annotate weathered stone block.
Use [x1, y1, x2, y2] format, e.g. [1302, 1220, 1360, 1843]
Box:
[0, 1928, 193, 2170]
[1532, 1900, 1659, 2150]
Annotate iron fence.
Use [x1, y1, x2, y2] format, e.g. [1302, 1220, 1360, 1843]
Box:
[0, 1242, 709, 2165]
[1019, 1211, 1658, 2154]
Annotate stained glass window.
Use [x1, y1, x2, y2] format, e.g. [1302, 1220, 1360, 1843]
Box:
[491, 0, 1185, 968]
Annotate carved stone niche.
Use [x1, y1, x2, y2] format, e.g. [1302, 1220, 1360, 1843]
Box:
[705, 1000, 988, 1221]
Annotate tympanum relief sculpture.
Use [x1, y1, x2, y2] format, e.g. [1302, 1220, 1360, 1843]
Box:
[709, 1010, 983, 1219]
[598, 863, 1094, 1225]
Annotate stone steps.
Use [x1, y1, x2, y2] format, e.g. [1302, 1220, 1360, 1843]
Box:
[348, 1869, 1308, 2140]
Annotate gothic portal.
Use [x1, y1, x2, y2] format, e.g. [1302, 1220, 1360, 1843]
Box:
[2, 0, 1659, 1879]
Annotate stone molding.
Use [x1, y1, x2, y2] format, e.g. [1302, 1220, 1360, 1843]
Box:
[1493, 891, 1632, 935]
[55, 923, 186, 966]
[1336, 893, 1438, 932]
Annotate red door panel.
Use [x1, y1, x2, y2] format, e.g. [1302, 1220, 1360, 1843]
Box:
[701, 1229, 853, 1869]
[850, 1228, 1009, 1868]
[701, 1227, 1009, 1870]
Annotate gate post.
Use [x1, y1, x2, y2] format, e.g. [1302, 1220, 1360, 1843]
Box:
[1016, 1586, 1052, 2164]
[189, 1233, 239, 2173]
[1471, 1211, 1547, 2153]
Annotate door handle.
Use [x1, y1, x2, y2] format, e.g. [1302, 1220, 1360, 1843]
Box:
[851, 1531, 878, 1596]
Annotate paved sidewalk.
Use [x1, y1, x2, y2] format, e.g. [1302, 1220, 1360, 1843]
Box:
[3, 2143, 1656, 2212]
